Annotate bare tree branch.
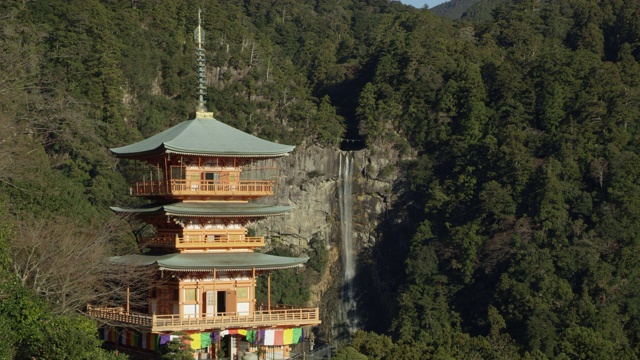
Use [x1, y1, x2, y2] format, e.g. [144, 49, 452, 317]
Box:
[8, 213, 160, 316]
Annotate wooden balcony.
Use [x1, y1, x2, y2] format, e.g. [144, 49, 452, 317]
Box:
[141, 235, 265, 249]
[87, 305, 321, 332]
[130, 180, 274, 198]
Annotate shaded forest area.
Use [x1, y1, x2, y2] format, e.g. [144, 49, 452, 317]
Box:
[1, 0, 640, 358]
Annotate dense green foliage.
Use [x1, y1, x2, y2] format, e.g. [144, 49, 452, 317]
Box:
[431, 0, 483, 19]
[1, 0, 640, 358]
[461, 0, 509, 22]
[355, 0, 640, 358]
[160, 332, 194, 360]
[255, 240, 329, 307]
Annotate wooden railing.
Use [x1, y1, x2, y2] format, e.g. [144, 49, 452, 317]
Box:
[87, 305, 320, 332]
[140, 235, 265, 249]
[87, 306, 153, 327]
[130, 180, 274, 197]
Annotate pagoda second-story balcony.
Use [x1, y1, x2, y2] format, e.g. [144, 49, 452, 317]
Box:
[140, 234, 265, 250]
[87, 304, 320, 332]
[126, 162, 282, 200]
[130, 179, 274, 199]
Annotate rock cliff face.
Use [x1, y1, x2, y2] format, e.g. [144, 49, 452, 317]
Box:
[253, 144, 403, 341]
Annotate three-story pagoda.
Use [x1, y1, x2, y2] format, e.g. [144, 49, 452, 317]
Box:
[89, 9, 320, 360]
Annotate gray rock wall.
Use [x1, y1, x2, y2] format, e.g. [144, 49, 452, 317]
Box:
[252, 144, 403, 339]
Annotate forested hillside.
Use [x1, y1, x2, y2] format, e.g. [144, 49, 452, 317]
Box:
[1, 0, 640, 358]
[352, 0, 640, 358]
[430, 0, 482, 19]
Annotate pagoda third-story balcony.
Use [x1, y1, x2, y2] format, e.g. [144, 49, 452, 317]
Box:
[87, 305, 321, 332]
[130, 180, 274, 199]
[140, 234, 265, 250]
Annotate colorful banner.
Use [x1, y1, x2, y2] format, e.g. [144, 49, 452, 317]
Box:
[264, 329, 275, 345]
[99, 328, 162, 351]
[191, 334, 201, 349]
[274, 330, 284, 346]
[150, 334, 159, 351]
[283, 329, 293, 344]
[293, 328, 303, 344]
[246, 330, 257, 344]
[97, 327, 305, 351]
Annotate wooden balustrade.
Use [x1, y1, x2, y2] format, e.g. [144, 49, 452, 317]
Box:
[87, 305, 153, 327]
[87, 305, 320, 332]
[140, 235, 265, 249]
[129, 180, 274, 197]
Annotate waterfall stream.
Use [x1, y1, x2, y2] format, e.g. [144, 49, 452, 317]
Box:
[338, 151, 357, 334]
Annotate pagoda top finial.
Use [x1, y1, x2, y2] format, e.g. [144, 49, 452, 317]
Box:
[194, 8, 212, 118]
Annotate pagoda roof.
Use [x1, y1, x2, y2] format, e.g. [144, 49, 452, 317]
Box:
[110, 118, 295, 158]
[109, 252, 308, 272]
[110, 202, 293, 218]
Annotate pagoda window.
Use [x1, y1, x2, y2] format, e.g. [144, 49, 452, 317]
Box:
[184, 304, 198, 318]
[237, 287, 249, 299]
[237, 302, 250, 316]
[171, 166, 186, 180]
[203, 172, 219, 181]
[185, 288, 196, 302]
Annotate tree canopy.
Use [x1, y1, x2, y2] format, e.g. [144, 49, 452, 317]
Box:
[1, 0, 640, 358]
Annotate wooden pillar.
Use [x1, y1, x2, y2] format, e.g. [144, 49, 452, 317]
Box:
[126, 287, 130, 313]
[252, 268, 256, 313]
[213, 269, 217, 314]
[164, 156, 169, 192]
[196, 279, 200, 318]
[178, 284, 184, 319]
[267, 273, 271, 313]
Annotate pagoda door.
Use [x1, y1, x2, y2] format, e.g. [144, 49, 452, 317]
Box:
[225, 290, 237, 314]
[204, 291, 215, 316]
[216, 291, 226, 314]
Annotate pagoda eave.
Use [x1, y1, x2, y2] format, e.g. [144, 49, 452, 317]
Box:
[109, 252, 310, 272]
[110, 203, 294, 218]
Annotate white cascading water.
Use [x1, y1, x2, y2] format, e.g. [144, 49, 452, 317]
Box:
[338, 151, 357, 334]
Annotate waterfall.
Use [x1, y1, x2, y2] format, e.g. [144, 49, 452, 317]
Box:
[338, 151, 357, 334]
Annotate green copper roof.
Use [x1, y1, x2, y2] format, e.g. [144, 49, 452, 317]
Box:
[110, 118, 295, 158]
[110, 252, 308, 272]
[110, 202, 293, 218]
